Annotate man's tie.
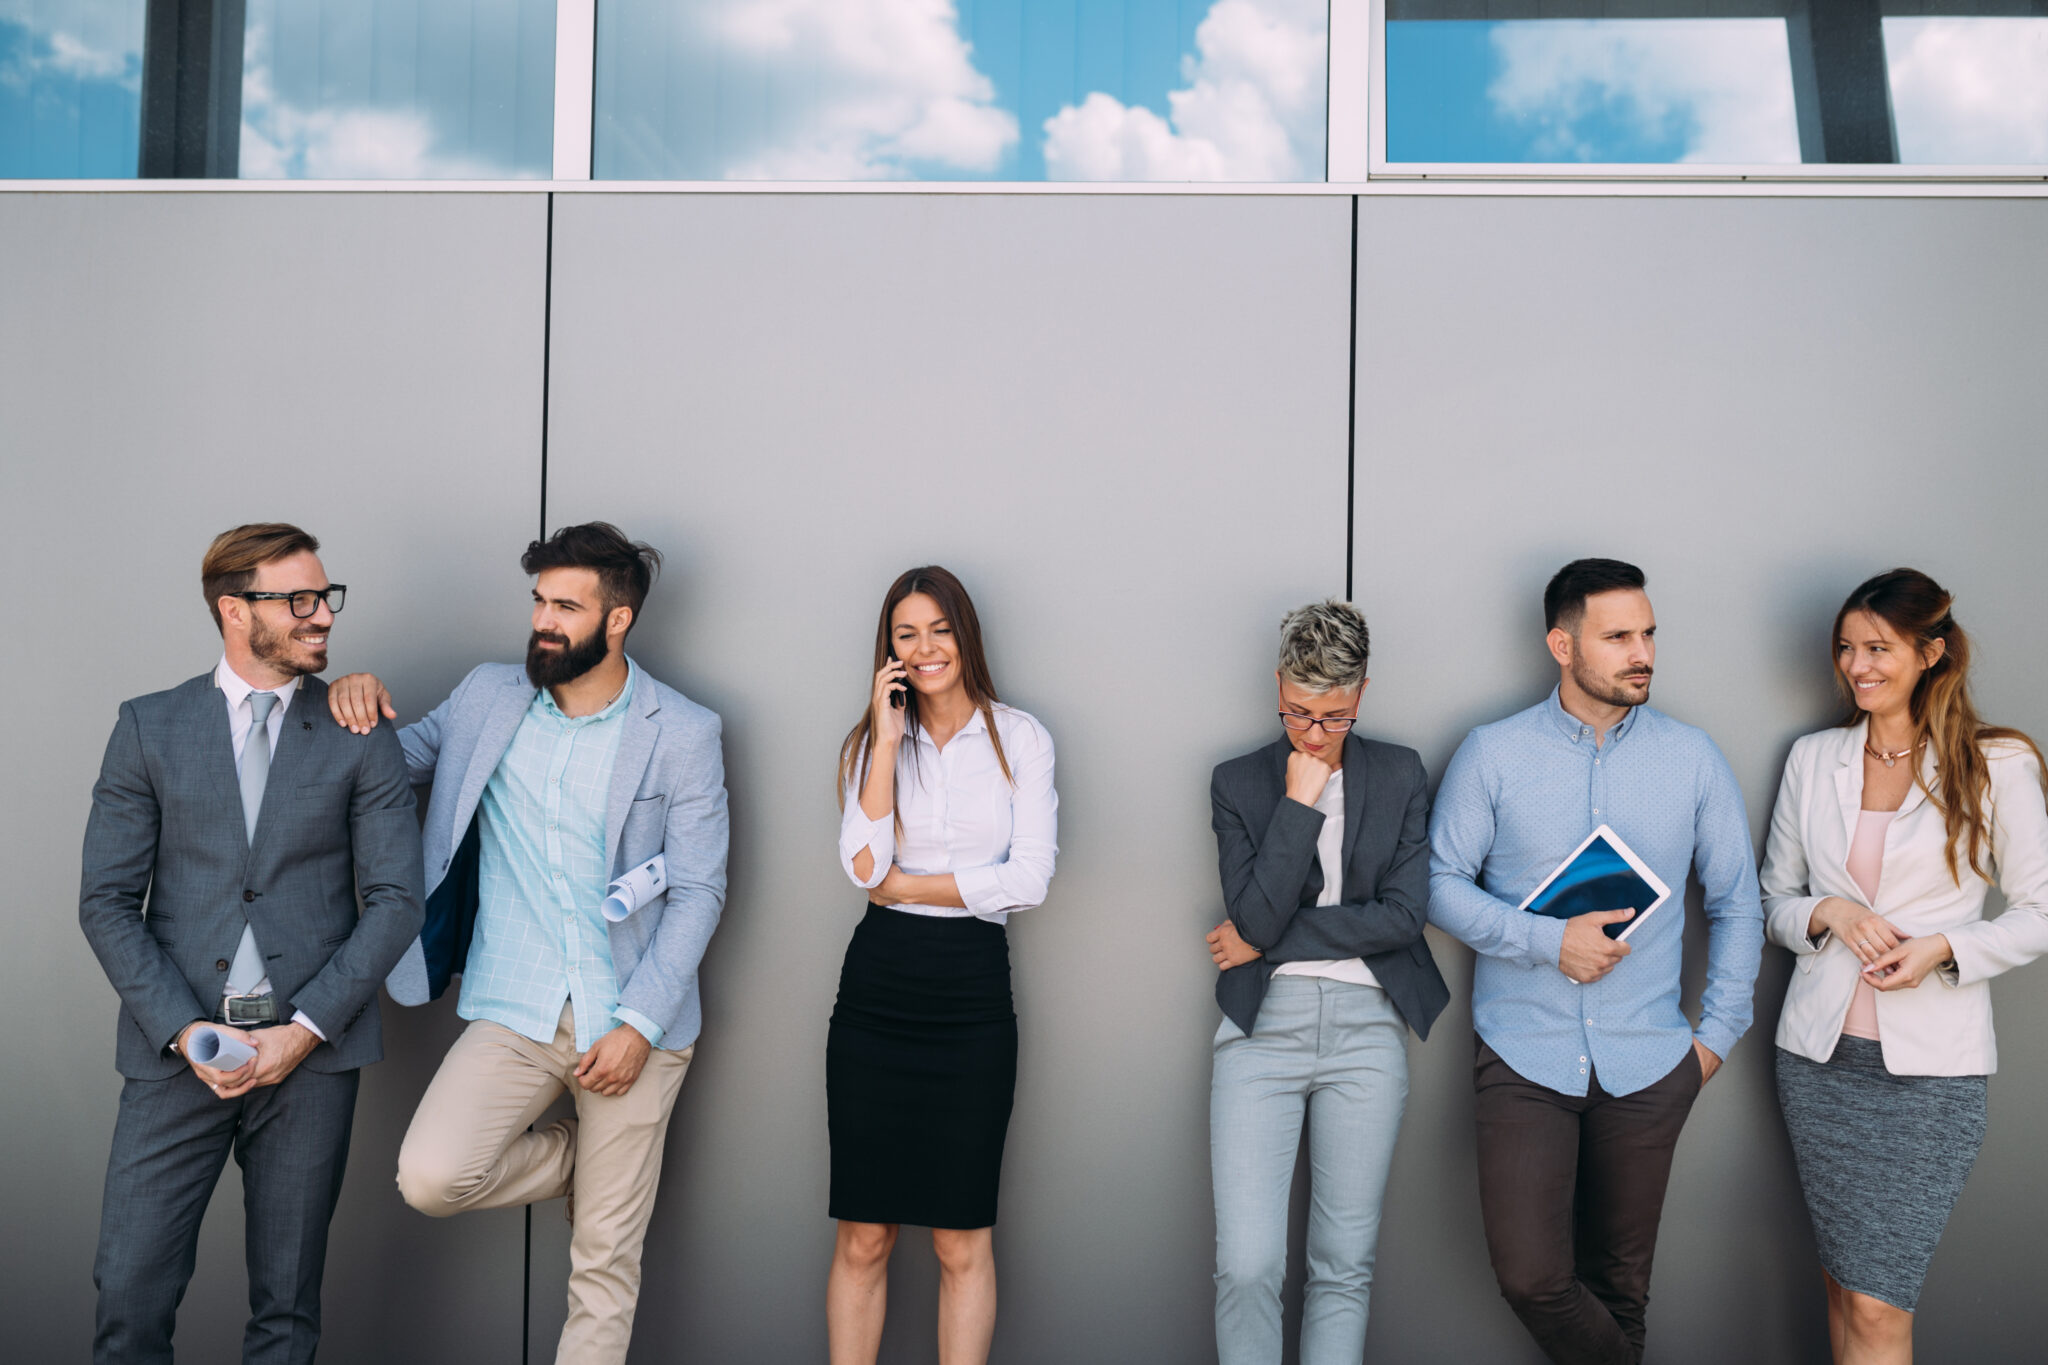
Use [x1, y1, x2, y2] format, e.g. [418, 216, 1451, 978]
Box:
[225, 691, 276, 997]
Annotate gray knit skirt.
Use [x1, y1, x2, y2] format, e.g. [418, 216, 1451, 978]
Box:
[1776, 1038, 1987, 1311]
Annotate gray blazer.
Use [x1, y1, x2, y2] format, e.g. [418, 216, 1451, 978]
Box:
[79, 671, 427, 1080]
[382, 660, 730, 1052]
[1211, 733, 1450, 1039]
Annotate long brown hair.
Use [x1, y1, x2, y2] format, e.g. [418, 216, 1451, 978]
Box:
[1833, 568, 2047, 883]
[838, 566, 1014, 809]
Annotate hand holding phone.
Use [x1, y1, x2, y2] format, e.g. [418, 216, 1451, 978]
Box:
[873, 657, 909, 737]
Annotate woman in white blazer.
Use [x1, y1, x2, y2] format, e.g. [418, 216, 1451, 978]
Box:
[1761, 568, 2048, 1365]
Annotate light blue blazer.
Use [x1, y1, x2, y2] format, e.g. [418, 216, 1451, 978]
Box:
[382, 660, 730, 1051]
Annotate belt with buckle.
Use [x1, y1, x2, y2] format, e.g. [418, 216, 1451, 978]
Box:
[219, 993, 282, 1027]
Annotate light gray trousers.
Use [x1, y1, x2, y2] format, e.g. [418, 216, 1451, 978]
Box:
[1211, 976, 1409, 1365]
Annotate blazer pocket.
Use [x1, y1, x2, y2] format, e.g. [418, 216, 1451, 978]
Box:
[296, 781, 349, 800]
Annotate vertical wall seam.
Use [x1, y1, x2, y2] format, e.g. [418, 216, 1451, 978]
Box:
[1345, 195, 1359, 601]
[526, 188, 555, 1365]
[540, 192, 557, 544]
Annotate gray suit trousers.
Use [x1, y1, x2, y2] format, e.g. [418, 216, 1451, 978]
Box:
[93, 1065, 359, 1365]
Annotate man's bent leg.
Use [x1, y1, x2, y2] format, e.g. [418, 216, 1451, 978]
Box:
[1473, 1041, 1629, 1365]
[1298, 984, 1408, 1365]
[236, 1066, 359, 1365]
[1573, 1047, 1701, 1365]
[397, 1015, 576, 1216]
[1211, 985, 1317, 1365]
[93, 1073, 240, 1365]
[556, 1039, 693, 1365]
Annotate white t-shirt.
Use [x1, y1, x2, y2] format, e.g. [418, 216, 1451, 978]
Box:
[1272, 769, 1382, 988]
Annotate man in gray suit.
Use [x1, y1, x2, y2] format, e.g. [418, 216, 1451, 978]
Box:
[80, 522, 426, 1365]
[325, 522, 729, 1365]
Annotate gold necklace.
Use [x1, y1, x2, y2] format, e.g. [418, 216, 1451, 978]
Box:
[1864, 739, 1917, 769]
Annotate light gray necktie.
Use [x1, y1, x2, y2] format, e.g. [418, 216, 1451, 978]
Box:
[225, 691, 276, 996]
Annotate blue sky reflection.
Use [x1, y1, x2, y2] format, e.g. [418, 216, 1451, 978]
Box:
[1387, 19, 1798, 165]
[593, 0, 1326, 181]
[0, 0, 142, 177]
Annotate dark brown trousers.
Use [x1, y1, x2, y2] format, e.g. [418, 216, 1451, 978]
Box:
[1473, 1040, 1702, 1365]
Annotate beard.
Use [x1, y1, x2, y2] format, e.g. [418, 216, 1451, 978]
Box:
[1571, 656, 1652, 709]
[526, 622, 611, 688]
[248, 611, 327, 676]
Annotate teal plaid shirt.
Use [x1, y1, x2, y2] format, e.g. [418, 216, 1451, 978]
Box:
[459, 661, 666, 1050]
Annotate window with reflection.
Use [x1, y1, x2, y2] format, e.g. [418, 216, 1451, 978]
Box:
[0, 0, 146, 177]
[592, 0, 1329, 181]
[240, 0, 555, 178]
[1384, 0, 2048, 168]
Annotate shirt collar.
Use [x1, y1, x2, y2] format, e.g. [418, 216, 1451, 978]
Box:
[216, 656, 301, 710]
[911, 705, 992, 748]
[537, 657, 637, 726]
[1547, 684, 1636, 747]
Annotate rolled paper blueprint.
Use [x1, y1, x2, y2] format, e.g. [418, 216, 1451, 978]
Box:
[603, 854, 668, 923]
[188, 1025, 256, 1072]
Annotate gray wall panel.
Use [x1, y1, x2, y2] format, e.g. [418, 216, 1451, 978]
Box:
[537, 193, 1352, 1364]
[0, 192, 547, 1362]
[7, 185, 2045, 1365]
[1352, 195, 2048, 1365]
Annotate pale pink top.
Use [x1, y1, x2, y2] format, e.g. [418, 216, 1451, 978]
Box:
[1840, 809, 1896, 1041]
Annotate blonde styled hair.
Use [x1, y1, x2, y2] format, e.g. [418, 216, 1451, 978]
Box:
[1278, 599, 1370, 694]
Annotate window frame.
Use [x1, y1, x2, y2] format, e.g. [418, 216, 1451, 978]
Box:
[1367, 0, 2048, 183]
[4, 0, 2045, 194]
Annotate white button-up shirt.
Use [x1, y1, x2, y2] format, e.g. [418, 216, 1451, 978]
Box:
[1272, 770, 1382, 989]
[214, 657, 324, 1039]
[839, 704, 1058, 924]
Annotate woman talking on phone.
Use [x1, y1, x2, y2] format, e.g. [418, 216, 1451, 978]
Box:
[825, 566, 1057, 1365]
[1762, 568, 2048, 1364]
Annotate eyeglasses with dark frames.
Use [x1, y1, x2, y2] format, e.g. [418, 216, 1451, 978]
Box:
[235, 586, 347, 619]
[1278, 710, 1356, 734]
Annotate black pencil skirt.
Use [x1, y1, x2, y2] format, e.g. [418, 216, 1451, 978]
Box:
[827, 903, 1017, 1230]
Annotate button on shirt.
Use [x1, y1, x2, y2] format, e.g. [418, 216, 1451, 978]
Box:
[213, 659, 325, 1039]
[1428, 689, 1763, 1097]
[460, 664, 662, 1051]
[839, 705, 1058, 924]
[1271, 770, 1382, 989]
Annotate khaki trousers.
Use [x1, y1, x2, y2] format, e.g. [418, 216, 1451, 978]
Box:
[396, 1004, 692, 1365]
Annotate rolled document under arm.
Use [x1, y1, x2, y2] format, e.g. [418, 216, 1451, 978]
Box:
[187, 1025, 256, 1072]
[603, 854, 668, 923]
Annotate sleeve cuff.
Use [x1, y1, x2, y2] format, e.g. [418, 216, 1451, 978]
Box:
[1695, 1023, 1740, 1061]
[614, 1006, 666, 1048]
[1527, 913, 1570, 970]
[838, 811, 892, 889]
[953, 865, 1003, 917]
[291, 1010, 327, 1043]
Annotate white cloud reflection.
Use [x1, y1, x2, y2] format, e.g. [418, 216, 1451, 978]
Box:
[1041, 0, 1326, 181]
[1887, 18, 2048, 165]
[0, 0, 140, 87]
[1488, 19, 1798, 164]
[711, 0, 1017, 178]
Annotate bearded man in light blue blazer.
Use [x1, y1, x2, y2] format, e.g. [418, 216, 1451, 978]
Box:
[326, 522, 728, 1365]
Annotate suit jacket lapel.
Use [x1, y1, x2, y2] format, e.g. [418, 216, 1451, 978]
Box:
[1833, 725, 1863, 859]
[197, 673, 245, 834]
[604, 677, 662, 875]
[455, 673, 539, 834]
[1340, 732, 1370, 897]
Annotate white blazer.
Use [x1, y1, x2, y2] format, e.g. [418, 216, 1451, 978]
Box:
[1761, 721, 2048, 1075]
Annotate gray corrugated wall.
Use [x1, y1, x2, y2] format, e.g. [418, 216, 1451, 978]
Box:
[2, 190, 2042, 1364]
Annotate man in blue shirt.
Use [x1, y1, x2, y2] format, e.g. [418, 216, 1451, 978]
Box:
[1429, 559, 1762, 1365]
[326, 524, 729, 1365]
